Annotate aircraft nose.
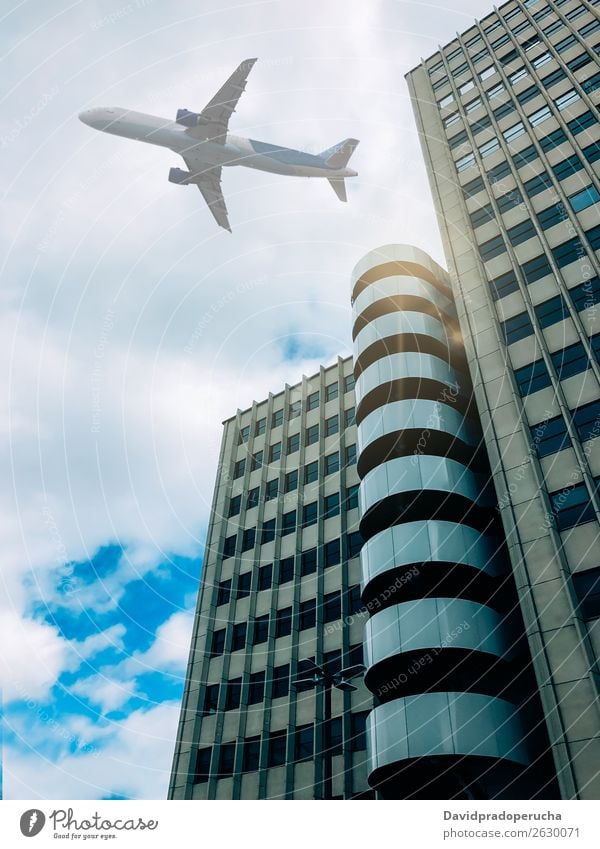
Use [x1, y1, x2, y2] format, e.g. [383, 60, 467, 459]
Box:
[79, 109, 96, 126]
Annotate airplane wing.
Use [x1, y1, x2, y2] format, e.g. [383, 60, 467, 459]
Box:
[182, 153, 231, 231]
[187, 58, 257, 143]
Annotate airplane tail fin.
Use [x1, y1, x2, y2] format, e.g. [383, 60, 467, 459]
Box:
[320, 138, 359, 169]
[328, 178, 347, 203]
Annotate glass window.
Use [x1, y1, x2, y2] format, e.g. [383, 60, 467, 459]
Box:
[514, 359, 552, 396]
[194, 748, 212, 784]
[551, 342, 590, 380]
[344, 373, 355, 393]
[234, 458, 246, 479]
[284, 469, 298, 492]
[579, 20, 600, 38]
[269, 441, 282, 462]
[487, 82, 505, 99]
[304, 459, 319, 483]
[242, 736, 261, 771]
[247, 486, 260, 509]
[255, 417, 266, 436]
[537, 203, 567, 230]
[325, 414, 339, 437]
[265, 478, 278, 501]
[299, 599, 316, 630]
[325, 452, 340, 475]
[489, 270, 519, 300]
[517, 84, 540, 105]
[479, 137, 501, 158]
[210, 628, 226, 657]
[237, 571, 251, 599]
[539, 127, 567, 152]
[531, 415, 571, 458]
[345, 483, 359, 510]
[258, 563, 272, 591]
[459, 79, 475, 95]
[569, 186, 600, 214]
[223, 535, 236, 558]
[469, 203, 495, 229]
[302, 501, 318, 527]
[287, 433, 300, 454]
[535, 294, 570, 328]
[225, 676, 242, 708]
[465, 97, 482, 113]
[306, 424, 319, 446]
[289, 400, 301, 419]
[493, 101, 514, 121]
[532, 52, 552, 69]
[571, 277, 600, 313]
[497, 190, 523, 214]
[350, 712, 369, 751]
[239, 425, 250, 444]
[241, 527, 256, 552]
[247, 672, 265, 705]
[267, 730, 287, 766]
[449, 129, 469, 149]
[347, 531, 363, 559]
[555, 33, 578, 53]
[272, 663, 290, 697]
[323, 538, 341, 567]
[527, 105, 551, 126]
[523, 172, 552, 198]
[325, 382, 339, 401]
[231, 622, 246, 651]
[281, 510, 296, 536]
[583, 141, 600, 165]
[550, 482, 595, 531]
[540, 67, 566, 89]
[507, 219, 536, 246]
[217, 740, 236, 776]
[217, 579, 231, 606]
[271, 409, 284, 428]
[278, 556, 294, 584]
[228, 494, 241, 517]
[203, 684, 219, 715]
[444, 112, 460, 129]
[521, 254, 552, 284]
[438, 93, 455, 109]
[502, 312, 534, 345]
[555, 89, 580, 111]
[573, 567, 600, 620]
[582, 72, 600, 96]
[275, 608, 292, 638]
[479, 234, 506, 262]
[512, 144, 538, 168]
[552, 236, 586, 268]
[347, 584, 363, 614]
[487, 159, 511, 182]
[300, 547, 317, 575]
[253, 614, 269, 644]
[503, 121, 526, 143]
[323, 591, 341, 623]
[306, 390, 319, 410]
[260, 519, 275, 545]
[294, 724, 314, 762]
[250, 450, 263, 472]
[456, 152, 475, 172]
[462, 175, 485, 198]
[344, 407, 356, 427]
[479, 66, 496, 81]
[572, 400, 600, 443]
[345, 443, 357, 466]
[324, 492, 340, 519]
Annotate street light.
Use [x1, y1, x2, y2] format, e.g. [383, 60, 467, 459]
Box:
[292, 658, 366, 799]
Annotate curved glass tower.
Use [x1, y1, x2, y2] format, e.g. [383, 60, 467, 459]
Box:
[351, 244, 557, 799]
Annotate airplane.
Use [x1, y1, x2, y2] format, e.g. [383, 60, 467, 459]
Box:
[79, 58, 359, 232]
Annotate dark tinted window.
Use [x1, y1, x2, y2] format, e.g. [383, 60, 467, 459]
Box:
[550, 482, 595, 530]
[530, 416, 571, 458]
[573, 567, 600, 619]
[514, 359, 551, 396]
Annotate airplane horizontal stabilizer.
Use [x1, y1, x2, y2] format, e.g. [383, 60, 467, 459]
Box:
[328, 178, 347, 203]
[320, 138, 359, 169]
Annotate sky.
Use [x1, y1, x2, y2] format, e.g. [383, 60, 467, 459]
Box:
[2, 0, 497, 800]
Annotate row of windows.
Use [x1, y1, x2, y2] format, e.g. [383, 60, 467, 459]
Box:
[210, 584, 363, 656]
[218, 535, 362, 604]
[531, 397, 600, 459]
[233, 420, 356, 477]
[203, 646, 365, 715]
[479, 223, 600, 268]
[194, 710, 369, 782]
[229, 478, 359, 519]
[514, 334, 600, 398]
[238, 378, 356, 443]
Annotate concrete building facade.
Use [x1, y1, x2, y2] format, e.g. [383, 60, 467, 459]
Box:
[168, 357, 374, 799]
[406, 0, 600, 799]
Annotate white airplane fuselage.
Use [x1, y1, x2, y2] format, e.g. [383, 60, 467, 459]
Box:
[79, 107, 358, 180]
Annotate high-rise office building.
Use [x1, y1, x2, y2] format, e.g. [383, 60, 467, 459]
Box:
[406, 0, 600, 799]
[169, 358, 375, 799]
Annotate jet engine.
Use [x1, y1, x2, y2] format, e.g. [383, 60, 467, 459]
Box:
[175, 108, 199, 128]
[168, 167, 194, 185]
